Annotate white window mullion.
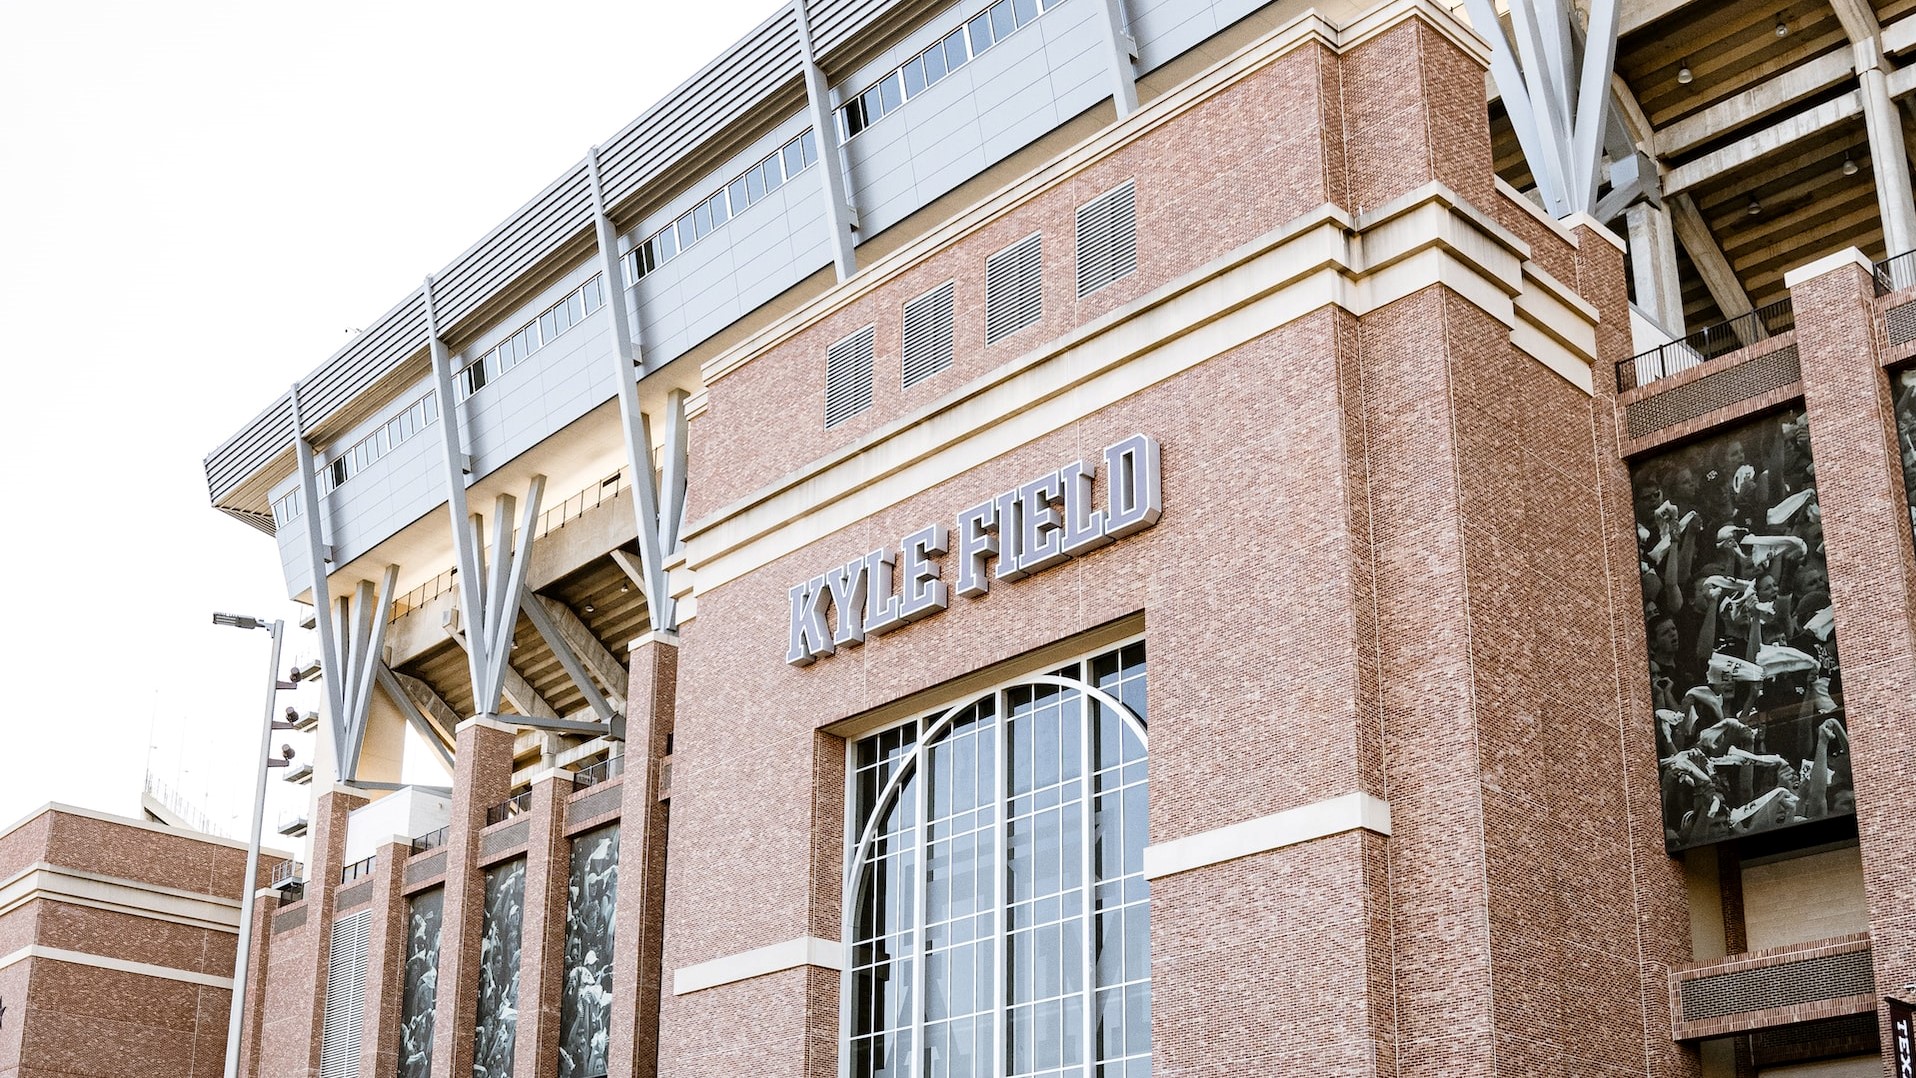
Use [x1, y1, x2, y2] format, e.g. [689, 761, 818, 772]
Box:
[910, 718, 929, 1078]
[992, 691, 1010, 1078]
[1076, 677, 1097, 1076]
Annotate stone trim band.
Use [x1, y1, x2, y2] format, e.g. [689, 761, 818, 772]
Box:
[671, 935, 845, 996]
[1140, 792, 1393, 880]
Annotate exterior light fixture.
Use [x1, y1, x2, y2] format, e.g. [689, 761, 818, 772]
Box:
[1775, 15, 1789, 36]
[1747, 197, 1763, 216]
[1843, 154, 1859, 176]
[1677, 60, 1694, 84]
[583, 602, 597, 613]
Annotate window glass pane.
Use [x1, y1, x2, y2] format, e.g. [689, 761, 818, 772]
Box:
[967, 13, 992, 55]
[568, 291, 588, 324]
[878, 72, 903, 114]
[800, 128, 817, 166]
[783, 137, 806, 176]
[944, 30, 970, 71]
[989, 0, 1014, 40]
[922, 42, 948, 84]
[745, 164, 767, 203]
[540, 309, 559, 342]
[583, 276, 603, 312]
[728, 176, 751, 214]
[709, 190, 731, 225]
[902, 57, 927, 98]
[861, 84, 887, 124]
[676, 215, 697, 250]
[1013, 0, 1039, 23]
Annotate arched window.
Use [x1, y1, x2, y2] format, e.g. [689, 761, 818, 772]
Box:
[845, 641, 1150, 1078]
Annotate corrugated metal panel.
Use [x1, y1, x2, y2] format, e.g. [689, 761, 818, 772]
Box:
[809, 0, 907, 59]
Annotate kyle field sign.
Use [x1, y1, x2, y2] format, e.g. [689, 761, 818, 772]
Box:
[786, 433, 1162, 665]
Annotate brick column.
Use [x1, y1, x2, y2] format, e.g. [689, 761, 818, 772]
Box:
[512, 769, 575, 1078]
[270, 786, 365, 1075]
[1784, 248, 1916, 1066]
[358, 837, 411, 1077]
[235, 886, 279, 1078]
[430, 717, 517, 1078]
[607, 631, 677, 1078]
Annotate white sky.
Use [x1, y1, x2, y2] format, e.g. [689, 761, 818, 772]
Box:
[0, 0, 775, 840]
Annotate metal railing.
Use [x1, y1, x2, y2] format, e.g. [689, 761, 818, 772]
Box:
[537, 471, 626, 538]
[385, 471, 628, 623]
[410, 825, 450, 853]
[485, 789, 533, 826]
[269, 859, 304, 887]
[571, 755, 626, 789]
[338, 855, 377, 884]
[1874, 250, 1916, 296]
[1618, 297, 1796, 391]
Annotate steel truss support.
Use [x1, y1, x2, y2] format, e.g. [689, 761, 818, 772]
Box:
[522, 594, 627, 723]
[1832, 0, 1916, 256]
[1466, 0, 1620, 217]
[374, 664, 457, 770]
[792, 0, 860, 280]
[288, 386, 400, 782]
[582, 149, 691, 635]
[1094, 0, 1140, 118]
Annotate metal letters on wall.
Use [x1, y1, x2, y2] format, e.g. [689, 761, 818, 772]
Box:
[1629, 409, 1854, 851]
[472, 859, 527, 1078]
[787, 434, 1162, 665]
[398, 888, 444, 1078]
[557, 824, 621, 1078]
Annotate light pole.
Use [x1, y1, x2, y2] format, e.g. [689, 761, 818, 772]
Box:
[211, 612, 293, 1078]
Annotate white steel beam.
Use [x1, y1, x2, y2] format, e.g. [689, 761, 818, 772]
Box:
[384, 667, 461, 746]
[445, 622, 558, 721]
[422, 277, 487, 708]
[479, 479, 546, 714]
[658, 389, 690, 555]
[333, 564, 399, 780]
[792, 0, 860, 280]
[1094, 0, 1141, 118]
[1626, 200, 1687, 333]
[287, 384, 343, 732]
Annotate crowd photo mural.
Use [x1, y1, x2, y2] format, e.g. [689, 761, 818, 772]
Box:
[1631, 407, 1854, 851]
[1896, 368, 1916, 545]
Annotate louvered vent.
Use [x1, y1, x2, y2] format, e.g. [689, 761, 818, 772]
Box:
[318, 909, 372, 1078]
[1076, 180, 1137, 297]
[985, 234, 1043, 344]
[902, 282, 956, 388]
[825, 324, 876, 428]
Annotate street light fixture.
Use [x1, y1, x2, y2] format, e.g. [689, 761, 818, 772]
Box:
[210, 611, 295, 1078]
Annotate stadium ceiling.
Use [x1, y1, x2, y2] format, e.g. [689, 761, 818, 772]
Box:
[1471, 0, 1916, 334]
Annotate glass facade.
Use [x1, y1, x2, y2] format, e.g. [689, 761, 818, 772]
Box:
[397, 888, 443, 1078]
[1629, 408, 1853, 851]
[558, 824, 621, 1078]
[848, 641, 1150, 1078]
[473, 858, 527, 1078]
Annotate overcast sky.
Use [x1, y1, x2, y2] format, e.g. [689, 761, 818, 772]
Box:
[0, 0, 775, 839]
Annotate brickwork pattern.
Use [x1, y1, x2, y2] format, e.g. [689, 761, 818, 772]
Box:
[428, 722, 517, 1078]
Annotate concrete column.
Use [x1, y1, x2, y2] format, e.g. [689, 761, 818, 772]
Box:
[1858, 45, 1916, 257]
[358, 837, 412, 1078]
[1627, 199, 1687, 335]
[511, 770, 575, 1078]
[606, 631, 678, 1078]
[429, 717, 517, 1078]
[233, 887, 278, 1078]
[1783, 248, 1916, 1070]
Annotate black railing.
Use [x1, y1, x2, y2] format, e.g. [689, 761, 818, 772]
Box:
[485, 789, 533, 826]
[1618, 297, 1796, 391]
[572, 755, 626, 789]
[338, 855, 377, 884]
[269, 859, 304, 887]
[410, 825, 450, 853]
[1874, 250, 1916, 296]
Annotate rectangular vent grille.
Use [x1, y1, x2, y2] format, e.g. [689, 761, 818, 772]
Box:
[1625, 344, 1801, 440]
[825, 325, 876, 428]
[318, 909, 372, 1078]
[902, 282, 956, 388]
[985, 233, 1043, 344]
[1887, 299, 1916, 347]
[1076, 180, 1137, 297]
[1678, 949, 1876, 1022]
